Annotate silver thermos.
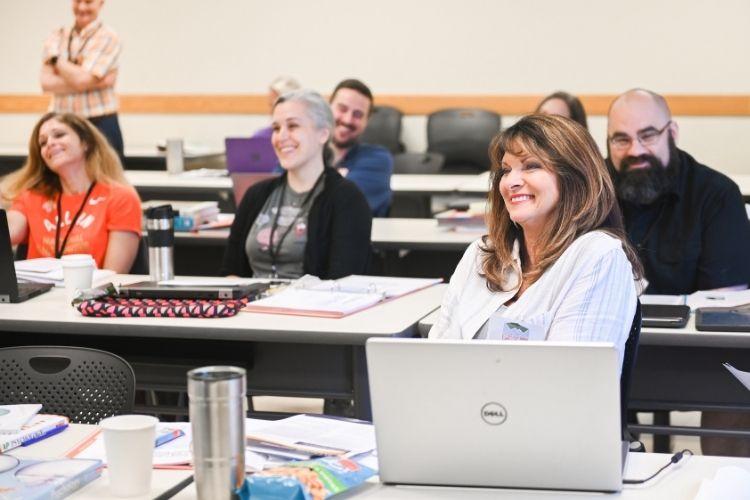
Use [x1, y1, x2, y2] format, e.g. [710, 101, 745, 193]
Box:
[146, 205, 174, 281]
[188, 366, 247, 500]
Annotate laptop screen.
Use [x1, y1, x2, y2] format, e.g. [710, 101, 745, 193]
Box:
[225, 137, 279, 173]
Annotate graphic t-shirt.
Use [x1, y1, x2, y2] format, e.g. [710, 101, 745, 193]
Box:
[11, 182, 142, 268]
[245, 179, 324, 278]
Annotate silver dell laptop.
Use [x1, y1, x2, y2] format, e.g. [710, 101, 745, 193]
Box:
[366, 338, 625, 493]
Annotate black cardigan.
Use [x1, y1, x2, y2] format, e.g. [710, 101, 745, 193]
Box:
[220, 168, 372, 279]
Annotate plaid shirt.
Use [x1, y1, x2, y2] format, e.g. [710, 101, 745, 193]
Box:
[43, 20, 121, 117]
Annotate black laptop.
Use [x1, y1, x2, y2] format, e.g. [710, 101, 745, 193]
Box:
[117, 281, 269, 300]
[0, 210, 54, 304]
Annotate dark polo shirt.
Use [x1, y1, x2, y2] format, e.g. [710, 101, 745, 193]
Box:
[621, 149, 750, 294]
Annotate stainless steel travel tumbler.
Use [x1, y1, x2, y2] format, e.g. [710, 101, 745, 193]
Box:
[188, 366, 246, 500]
[146, 204, 174, 282]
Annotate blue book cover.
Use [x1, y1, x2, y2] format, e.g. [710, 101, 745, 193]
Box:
[0, 456, 102, 499]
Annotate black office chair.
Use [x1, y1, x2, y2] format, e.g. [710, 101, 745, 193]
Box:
[0, 346, 136, 424]
[392, 152, 445, 174]
[360, 105, 404, 154]
[621, 300, 643, 447]
[427, 108, 501, 173]
[129, 237, 149, 274]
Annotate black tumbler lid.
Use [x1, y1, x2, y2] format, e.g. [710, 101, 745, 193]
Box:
[146, 204, 174, 219]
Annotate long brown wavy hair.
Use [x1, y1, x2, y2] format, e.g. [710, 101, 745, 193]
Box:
[481, 114, 642, 292]
[1, 112, 130, 202]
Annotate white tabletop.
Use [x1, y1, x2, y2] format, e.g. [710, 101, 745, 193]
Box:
[12, 424, 750, 499]
[417, 308, 750, 348]
[123, 170, 491, 195]
[170, 218, 479, 252]
[0, 277, 445, 345]
[119, 169, 750, 199]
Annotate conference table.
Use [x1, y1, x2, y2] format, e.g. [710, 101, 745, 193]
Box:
[10, 424, 750, 499]
[418, 311, 750, 444]
[0, 278, 446, 420]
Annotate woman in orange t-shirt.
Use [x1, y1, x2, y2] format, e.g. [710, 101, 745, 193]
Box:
[2, 112, 141, 273]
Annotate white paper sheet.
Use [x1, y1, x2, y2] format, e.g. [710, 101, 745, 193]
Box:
[724, 363, 750, 392]
[247, 414, 376, 457]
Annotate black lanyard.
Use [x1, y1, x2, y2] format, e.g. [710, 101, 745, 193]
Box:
[67, 23, 101, 63]
[55, 181, 97, 258]
[267, 173, 324, 277]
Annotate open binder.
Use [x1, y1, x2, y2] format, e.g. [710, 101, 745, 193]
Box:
[242, 275, 442, 318]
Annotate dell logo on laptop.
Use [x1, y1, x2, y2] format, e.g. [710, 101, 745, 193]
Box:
[480, 402, 508, 425]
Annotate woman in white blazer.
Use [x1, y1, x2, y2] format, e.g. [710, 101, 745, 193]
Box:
[429, 114, 642, 370]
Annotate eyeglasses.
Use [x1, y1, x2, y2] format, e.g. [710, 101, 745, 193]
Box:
[608, 121, 672, 150]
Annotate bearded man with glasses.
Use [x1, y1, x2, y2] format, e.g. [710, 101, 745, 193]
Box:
[606, 88, 750, 458]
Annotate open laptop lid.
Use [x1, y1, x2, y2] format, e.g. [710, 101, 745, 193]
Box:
[118, 281, 269, 300]
[366, 338, 623, 493]
[0, 209, 53, 303]
[225, 137, 279, 173]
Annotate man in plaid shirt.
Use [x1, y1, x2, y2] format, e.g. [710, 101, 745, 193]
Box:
[41, 0, 124, 160]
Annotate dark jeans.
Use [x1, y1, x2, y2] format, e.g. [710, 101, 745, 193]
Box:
[89, 113, 125, 164]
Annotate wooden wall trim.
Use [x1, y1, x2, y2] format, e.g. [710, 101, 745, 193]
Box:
[1, 93, 749, 116]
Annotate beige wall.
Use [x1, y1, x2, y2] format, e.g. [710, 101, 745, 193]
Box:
[1, 0, 749, 171]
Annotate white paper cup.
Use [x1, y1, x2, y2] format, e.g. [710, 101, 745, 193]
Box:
[100, 414, 158, 497]
[61, 254, 95, 299]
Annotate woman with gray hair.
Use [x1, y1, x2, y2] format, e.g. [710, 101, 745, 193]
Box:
[221, 90, 372, 279]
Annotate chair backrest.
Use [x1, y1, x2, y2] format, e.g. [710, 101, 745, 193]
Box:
[360, 105, 404, 154]
[0, 346, 136, 424]
[620, 300, 642, 439]
[392, 152, 445, 174]
[129, 237, 149, 274]
[427, 108, 501, 173]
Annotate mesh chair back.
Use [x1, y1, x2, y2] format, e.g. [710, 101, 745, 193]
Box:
[427, 108, 501, 173]
[0, 346, 135, 424]
[360, 106, 404, 154]
[620, 301, 642, 440]
[392, 152, 445, 174]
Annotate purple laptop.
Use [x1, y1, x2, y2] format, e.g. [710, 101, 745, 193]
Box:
[225, 137, 279, 173]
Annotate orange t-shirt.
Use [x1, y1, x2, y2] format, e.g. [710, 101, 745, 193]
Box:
[11, 182, 142, 268]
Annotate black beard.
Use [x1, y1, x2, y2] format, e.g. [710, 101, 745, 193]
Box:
[608, 137, 679, 206]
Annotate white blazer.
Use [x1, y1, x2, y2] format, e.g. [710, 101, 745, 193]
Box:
[428, 231, 638, 369]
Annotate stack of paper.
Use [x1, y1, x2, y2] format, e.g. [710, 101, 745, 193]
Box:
[246, 414, 376, 462]
[14, 258, 114, 287]
[0, 404, 42, 434]
[244, 275, 441, 318]
[142, 200, 220, 231]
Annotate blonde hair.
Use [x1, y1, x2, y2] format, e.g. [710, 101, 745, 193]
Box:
[2, 112, 129, 202]
[481, 114, 641, 292]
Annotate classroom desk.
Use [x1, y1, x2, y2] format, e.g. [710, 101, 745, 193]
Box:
[12, 424, 750, 499]
[169, 218, 478, 252]
[0, 278, 446, 420]
[122, 169, 750, 197]
[418, 310, 750, 442]
[162, 218, 476, 276]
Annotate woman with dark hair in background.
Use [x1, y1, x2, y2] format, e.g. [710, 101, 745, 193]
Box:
[429, 114, 640, 371]
[536, 91, 588, 129]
